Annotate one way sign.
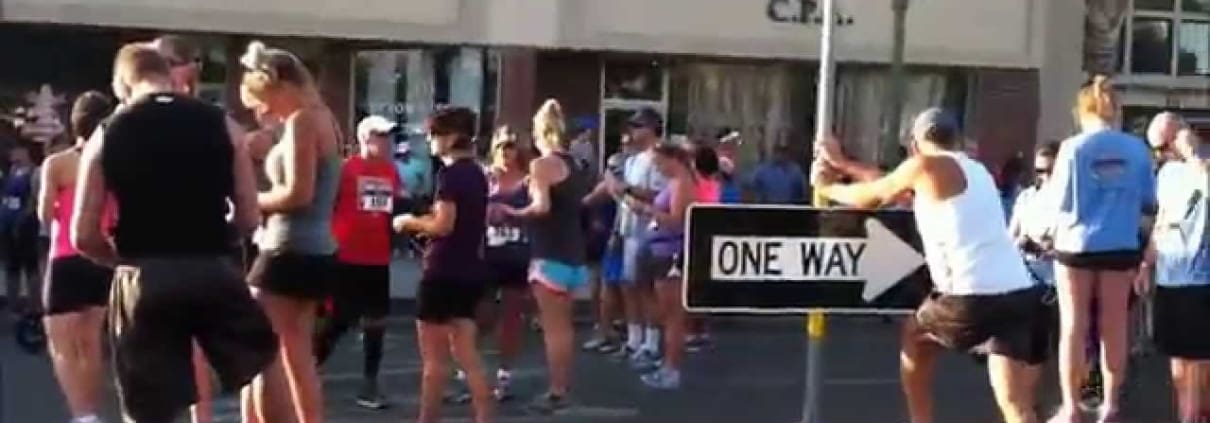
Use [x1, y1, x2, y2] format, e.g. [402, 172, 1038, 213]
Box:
[684, 205, 932, 314]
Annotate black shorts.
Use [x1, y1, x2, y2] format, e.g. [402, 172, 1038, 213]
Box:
[1055, 250, 1141, 271]
[1153, 285, 1210, 360]
[43, 255, 114, 316]
[331, 263, 390, 319]
[247, 251, 335, 300]
[486, 259, 529, 290]
[416, 278, 484, 324]
[915, 286, 1051, 365]
[109, 257, 277, 423]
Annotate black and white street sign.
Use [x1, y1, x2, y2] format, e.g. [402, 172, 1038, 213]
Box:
[684, 205, 931, 314]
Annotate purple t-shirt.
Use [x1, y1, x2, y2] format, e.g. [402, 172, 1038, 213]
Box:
[422, 157, 488, 282]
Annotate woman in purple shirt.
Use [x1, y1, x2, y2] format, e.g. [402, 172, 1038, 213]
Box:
[393, 107, 494, 423]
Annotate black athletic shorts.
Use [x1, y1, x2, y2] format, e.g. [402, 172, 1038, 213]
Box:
[1054, 250, 1142, 271]
[1153, 285, 1210, 360]
[416, 278, 484, 324]
[109, 257, 277, 423]
[486, 259, 529, 290]
[915, 285, 1051, 365]
[43, 255, 114, 316]
[247, 251, 335, 300]
[331, 263, 390, 319]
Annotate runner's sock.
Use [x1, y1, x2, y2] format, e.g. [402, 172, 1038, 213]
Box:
[71, 415, 101, 423]
[643, 327, 661, 353]
[362, 325, 385, 380]
[627, 324, 643, 350]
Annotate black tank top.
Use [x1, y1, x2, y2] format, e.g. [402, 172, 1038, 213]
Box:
[528, 152, 587, 265]
[101, 93, 233, 258]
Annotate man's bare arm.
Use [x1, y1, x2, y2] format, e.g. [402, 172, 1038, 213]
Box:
[70, 130, 118, 267]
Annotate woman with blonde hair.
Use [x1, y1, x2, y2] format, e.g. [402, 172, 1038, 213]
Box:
[238, 40, 343, 423]
[1044, 75, 1157, 423]
[496, 99, 590, 414]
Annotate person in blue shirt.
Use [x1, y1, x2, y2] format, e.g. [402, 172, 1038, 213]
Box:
[1043, 75, 1158, 423]
[749, 142, 807, 204]
[1139, 127, 1209, 423]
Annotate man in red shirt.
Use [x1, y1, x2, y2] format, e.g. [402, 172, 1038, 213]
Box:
[316, 115, 402, 410]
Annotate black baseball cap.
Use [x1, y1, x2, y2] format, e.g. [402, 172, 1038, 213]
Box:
[627, 108, 664, 130]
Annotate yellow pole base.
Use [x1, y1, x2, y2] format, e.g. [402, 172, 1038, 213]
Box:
[807, 312, 827, 339]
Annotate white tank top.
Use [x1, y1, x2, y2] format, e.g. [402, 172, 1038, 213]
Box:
[912, 152, 1032, 295]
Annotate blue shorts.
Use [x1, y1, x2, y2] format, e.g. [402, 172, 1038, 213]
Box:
[530, 260, 590, 294]
[601, 250, 625, 286]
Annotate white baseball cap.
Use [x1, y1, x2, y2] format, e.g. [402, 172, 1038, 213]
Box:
[356, 115, 398, 142]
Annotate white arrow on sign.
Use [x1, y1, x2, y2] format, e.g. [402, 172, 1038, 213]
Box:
[709, 218, 925, 301]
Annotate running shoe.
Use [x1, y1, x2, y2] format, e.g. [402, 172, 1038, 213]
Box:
[581, 335, 609, 351]
[1079, 368, 1104, 413]
[685, 333, 713, 353]
[493, 369, 514, 401]
[595, 339, 621, 354]
[629, 349, 660, 373]
[354, 379, 390, 410]
[526, 392, 571, 415]
[640, 367, 681, 390]
[610, 345, 636, 362]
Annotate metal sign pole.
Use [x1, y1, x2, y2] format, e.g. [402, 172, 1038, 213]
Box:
[803, 0, 837, 422]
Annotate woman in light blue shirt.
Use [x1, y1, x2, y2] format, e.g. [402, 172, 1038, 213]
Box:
[1044, 76, 1158, 423]
[1140, 128, 1209, 423]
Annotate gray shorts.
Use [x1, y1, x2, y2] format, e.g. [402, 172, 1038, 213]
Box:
[110, 257, 277, 423]
[622, 237, 645, 284]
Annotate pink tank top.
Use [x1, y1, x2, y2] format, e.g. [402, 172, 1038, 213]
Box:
[694, 177, 721, 204]
[51, 185, 116, 259]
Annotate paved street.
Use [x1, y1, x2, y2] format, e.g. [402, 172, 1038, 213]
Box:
[1, 310, 1179, 423]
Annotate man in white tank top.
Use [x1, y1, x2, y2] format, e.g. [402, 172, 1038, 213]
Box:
[812, 108, 1048, 423]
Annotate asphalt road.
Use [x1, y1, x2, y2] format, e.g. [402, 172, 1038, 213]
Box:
[0, 312, 1180, 423]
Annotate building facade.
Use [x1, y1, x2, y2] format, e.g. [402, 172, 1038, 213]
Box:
[0, 0, 1088, 173]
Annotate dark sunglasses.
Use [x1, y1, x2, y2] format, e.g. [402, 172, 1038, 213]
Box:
[168, 56, 202, 68]
[1034, 168, 1051, 175]
[495, 141, 517, 150]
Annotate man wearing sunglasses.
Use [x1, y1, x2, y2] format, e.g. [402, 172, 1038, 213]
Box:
[1148, 112, 1184, 168]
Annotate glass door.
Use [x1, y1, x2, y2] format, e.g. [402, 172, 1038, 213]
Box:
[599, 57, 669, 167]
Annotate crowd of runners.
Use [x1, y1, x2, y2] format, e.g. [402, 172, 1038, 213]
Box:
[0, 33, 1204, 423]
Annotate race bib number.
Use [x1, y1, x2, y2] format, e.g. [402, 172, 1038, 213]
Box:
[486, 226, 524, 247]
[3, 196, 20, 211]
[357, 177, 393, 213]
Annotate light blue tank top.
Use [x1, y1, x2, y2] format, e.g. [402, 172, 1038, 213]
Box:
[259, 137, 342, 255]
[1154, 160, 1209, 286]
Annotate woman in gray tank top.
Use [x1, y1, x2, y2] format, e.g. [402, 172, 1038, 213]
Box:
[496, 100, 588, 414]
[238, 41, 339, 423]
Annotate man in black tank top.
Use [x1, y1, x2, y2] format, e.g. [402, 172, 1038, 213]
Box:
[72, 43, 278, 423]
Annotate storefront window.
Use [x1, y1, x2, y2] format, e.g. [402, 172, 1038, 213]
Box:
[599, 58, 668, 162]
[196, 43, 230, 106]
[1177, 20, 1210, 75]
[1125, 0, 1210, 77]
[1130, 18, 1174, 74]
[1138, 0, 1175, 11]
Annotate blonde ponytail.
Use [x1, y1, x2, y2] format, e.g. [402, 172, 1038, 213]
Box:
[533, 99, 566, 150]
[1074, 74, 1119, 124]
